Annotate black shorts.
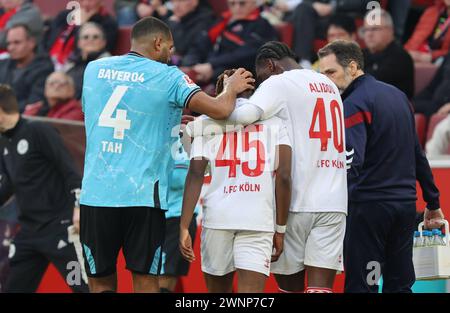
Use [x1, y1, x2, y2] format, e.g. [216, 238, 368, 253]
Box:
[5, 223, 89, 293]
[80, 205, 166, 278]
[161, 216, 197, 277]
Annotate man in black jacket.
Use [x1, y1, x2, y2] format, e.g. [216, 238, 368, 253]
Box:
[362, 9, 415, 99]
[0, 85, 88, 293]
[162, 0, 215, 66]
[318, 40, 444, 293]
[0, 24, 53, 113]
[289, 0, 373, 67]
[181, 0, 277, 85]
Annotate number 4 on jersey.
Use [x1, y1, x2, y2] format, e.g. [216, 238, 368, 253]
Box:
[99, 85, 131, 140]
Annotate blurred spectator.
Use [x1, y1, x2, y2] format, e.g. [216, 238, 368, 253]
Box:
[414, 52, 450, 116]
[363, 9, 415, 99]
[405, 0, 450, 64]
[0, 24, 53, 112]
[426, 114, 450, 157]
[65, 22, 111, 99]
[115, 0, 170, 26]
[261, 0, 302, 25]
[387, 0, 411, 41]
[163, 0, 215, 65]
[43, 0, 117, 70]
[289, 0, 372, 67]
[25, 72, 84, 121]
[326, 14, 356, 42]
[0, 0, 43, 50]
[312, 14, 356, 71]
[181, 0, 277, 84]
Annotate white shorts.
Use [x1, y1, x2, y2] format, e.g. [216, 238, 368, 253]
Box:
[271, 212, 346, 275]
[201, 228, 273, 277]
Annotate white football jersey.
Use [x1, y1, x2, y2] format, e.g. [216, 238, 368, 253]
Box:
[191, 102, 291, 232]
[248, 69, 348, 214]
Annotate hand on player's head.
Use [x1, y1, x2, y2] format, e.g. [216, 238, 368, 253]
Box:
[216, 69, 255, 99]
[223, 68, 255, 96]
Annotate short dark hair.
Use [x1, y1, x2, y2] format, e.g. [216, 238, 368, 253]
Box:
[78, 22, 106, 40]
[131, 17, 172, 41]
[256, 41, 299, 65]
[328, 14, 357, 35]
[7, 23, 34, 39]
[318, 40, 364, 70]
[0, 85, 19, 114]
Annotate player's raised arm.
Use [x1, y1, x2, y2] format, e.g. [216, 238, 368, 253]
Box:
[188, 68, 255, 120]
[185, 69, 264, 138]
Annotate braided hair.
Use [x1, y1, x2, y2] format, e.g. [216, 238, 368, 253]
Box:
[256, 41, 299, 65]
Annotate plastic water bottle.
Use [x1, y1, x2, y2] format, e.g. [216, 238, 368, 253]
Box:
[432, 230, 446, 246]
[416, 231, 426, 247]
[432, 229, 441, 246]
[413, 231, 421, 247]
[441, 232, 447, 246]
[423, 231, 434, 247]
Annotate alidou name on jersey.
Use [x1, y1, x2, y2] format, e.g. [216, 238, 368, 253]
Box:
[316, 159, 345, 169]
[309, 82, 336, 95]
[223, 183, 261, 194]
[97, 68, 145, 83]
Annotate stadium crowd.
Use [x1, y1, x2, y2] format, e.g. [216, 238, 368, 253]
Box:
[0, 0, 449, 293]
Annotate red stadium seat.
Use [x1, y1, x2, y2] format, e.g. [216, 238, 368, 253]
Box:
[103, 0, 115, 15]
[415, 113, 428, 148]
[208, 0, 228, 16]
[34, 0, 115, 19]
[412, 0, 436, 8]
[275, 23, 294, 47]
[427, 113, 448, 142]
[414, 63, 438, 96]
[113, 27, 132, 56]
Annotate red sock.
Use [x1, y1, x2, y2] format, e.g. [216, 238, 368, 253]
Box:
[305, 287, 333, 293]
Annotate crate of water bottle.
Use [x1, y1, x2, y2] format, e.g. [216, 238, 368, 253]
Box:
[412, 220, 450, 280]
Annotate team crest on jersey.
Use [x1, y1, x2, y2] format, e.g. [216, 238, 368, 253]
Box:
[17, 139, 29, 155]
[183, 75, 196, 87]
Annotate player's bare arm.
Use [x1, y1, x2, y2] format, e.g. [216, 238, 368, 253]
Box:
[179, 158, 208, 263]
[272, 144, 292, 262]
[188, 68, 255, 120]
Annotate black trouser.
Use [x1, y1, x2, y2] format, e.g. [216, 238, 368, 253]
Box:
[5, 223, 89, 293]
[344, 201, 416, 293]
[288, 2, 329, 62]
